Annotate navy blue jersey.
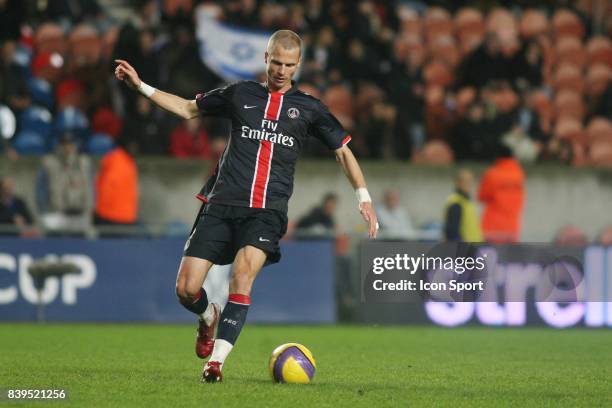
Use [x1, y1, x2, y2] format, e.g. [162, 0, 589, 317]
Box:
[195, 81, 350, 213]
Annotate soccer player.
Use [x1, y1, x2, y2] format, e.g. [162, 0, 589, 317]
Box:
[114, 30, 378, 382]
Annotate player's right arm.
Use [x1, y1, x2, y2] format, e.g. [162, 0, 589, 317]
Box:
[114, 59, 199, 119]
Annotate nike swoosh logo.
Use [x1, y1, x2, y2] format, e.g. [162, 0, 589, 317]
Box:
[259, 237, 270, 242]
[244, 105, 257, 109]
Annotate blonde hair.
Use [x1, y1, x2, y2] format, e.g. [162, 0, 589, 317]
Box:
[267, 30, 302, 56]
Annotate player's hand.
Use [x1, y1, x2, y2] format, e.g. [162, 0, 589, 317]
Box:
[359, 202, 378, 239]
[114, 59, 141, 90]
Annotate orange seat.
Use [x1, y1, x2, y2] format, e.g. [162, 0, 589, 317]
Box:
[69, 24, 101, 67]
[493, 88, 519, 113]
[585, 63, 611, 97]
[520, 9, 549, 39]
[322, 84, 353, 120]
[413, 140, 454, 165]
[428, 35, 459, 67]
[458, 32, 484, 57]
[454, 7, 485, 39]
[554, 225, 589, 246]
[554, 118, 584, 142]
[486, 8, 517, 35]
[554, 90, 585, 121]
[456, 87, 476, 116]
[163, 0, 194, 16]
[297, 83, 321, 99]
[34, 22, 66, 55]
[554, 36, 586, 68]
[552, 9, 585, 39]
[102, 26, 119, 61]
[423, 60, 454, 88]
[553, 64, 584, 93]
[424, 7, 453, 39]
[589, 140, 612, 166]
[598, 225, 612, 245]
[587, 36, 612, 68]
[398, 5, 421, 36]
[586, 117, 612, 144]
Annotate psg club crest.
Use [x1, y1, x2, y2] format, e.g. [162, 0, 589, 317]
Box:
[287, 108, 300, 119]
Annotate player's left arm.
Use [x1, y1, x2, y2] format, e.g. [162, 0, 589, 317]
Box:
[334, 145, 378, 239]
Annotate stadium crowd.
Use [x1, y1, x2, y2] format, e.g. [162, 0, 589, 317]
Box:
[0, 0, 611, 165]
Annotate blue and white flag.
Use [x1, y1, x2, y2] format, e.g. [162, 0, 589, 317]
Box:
[196, 15, 270, 81]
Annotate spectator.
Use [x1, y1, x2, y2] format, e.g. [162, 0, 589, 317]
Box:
[296, 192, 338, 237]
[377, 189, 415, 239]
[170, 118, 211, 159]
[0, 39, 30, 114]
[0, 175, 39, 237]
[478, 145, 525, 243]
[36, 132, 93, 235]
[443, 169, 482, 242]
[94, 136, 138, 226]
[121, 95, 168, 154]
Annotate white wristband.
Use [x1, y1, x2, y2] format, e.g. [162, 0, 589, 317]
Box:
[138, 81, 156, 98]
[355, 187, 372, 204]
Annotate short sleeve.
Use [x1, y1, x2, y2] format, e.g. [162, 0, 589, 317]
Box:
[311, 101, 351, 150]
[195, 83, 237, 118]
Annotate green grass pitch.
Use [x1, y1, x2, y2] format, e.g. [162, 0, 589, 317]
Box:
[1, 324, 610, 407]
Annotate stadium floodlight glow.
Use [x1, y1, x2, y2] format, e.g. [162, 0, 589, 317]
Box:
[0, 105, 16, 140]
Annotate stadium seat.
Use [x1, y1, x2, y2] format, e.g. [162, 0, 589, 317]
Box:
[586, 117, 612, 144]
[598, 225, 612, 245]
[520, 9, 549, 39]
[53, 106, 90, 144]
[102, 27, 119, 62]
[27, 77, 55, 109]
[553, 64, 584, 93]
[423, 61, 453, 88]
[554, 36, 586, 68]
[92, 108, 122, 140]
[554, 225, 589, 246]
[552, 9, 585, 39]
[586, 36, 612, 68]
[554, 90, 585, 121]
[87, 133, 115, 155]
[554, 118, 584, 142]
[34, 22, 66, 55]
[424, 7, 453, 39]
[454, 7, 485, 39]
[491, 87, 519, 113]
[585, 63, 611, 97]
[412, 140, 453, 165]
[428, 35, 459, 67]
[163, 0, 194, 16]
[456, 87, 476, 116]
[486, 8, 517, 35]
[297, 83, 321, 99]
[69, 24, 102, 67]
[12, 130, 49, 155]
[397, 6, 421, 36]
[589, 140, 612, 166]
[402, 35, 426, 67]
[19, 107, 53, 137]
[322, 85, 353, 120]
[458, 32, 484, 57]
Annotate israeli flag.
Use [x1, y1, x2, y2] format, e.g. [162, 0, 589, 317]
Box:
[196, 15, 270, 81]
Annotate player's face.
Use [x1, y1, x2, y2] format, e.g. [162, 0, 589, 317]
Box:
[265, 46, 300, 92]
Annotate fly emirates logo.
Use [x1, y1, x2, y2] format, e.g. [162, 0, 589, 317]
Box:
[241, 119, 295, 147]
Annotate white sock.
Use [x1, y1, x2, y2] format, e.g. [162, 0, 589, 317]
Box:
[199, 303, 216, 326]
[209, 339, 233, 366]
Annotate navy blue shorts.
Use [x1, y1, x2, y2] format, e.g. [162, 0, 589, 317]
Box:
[183, 203, 287, 265]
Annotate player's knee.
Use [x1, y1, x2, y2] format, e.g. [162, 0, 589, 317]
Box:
[175, 281, 198, 301]
[231, 269, 255, 293]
